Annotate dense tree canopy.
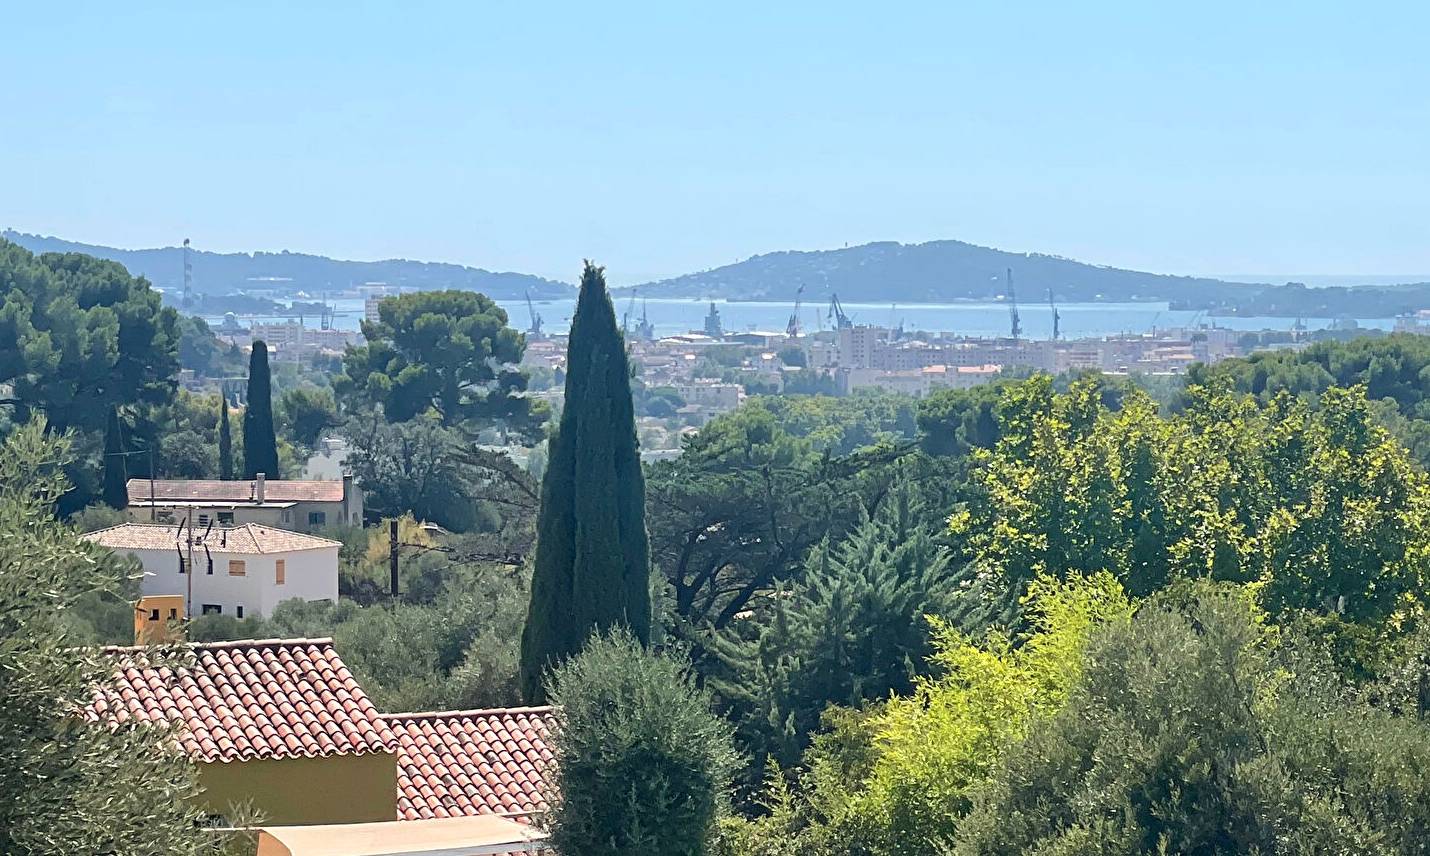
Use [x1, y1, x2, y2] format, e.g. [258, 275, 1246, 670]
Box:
[0, 422, 234, 855]
[338, 289, 537, 435]
[0, 238, 180, 433]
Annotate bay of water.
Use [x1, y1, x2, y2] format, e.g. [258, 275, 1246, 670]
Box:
[208, 297, 1395, 340]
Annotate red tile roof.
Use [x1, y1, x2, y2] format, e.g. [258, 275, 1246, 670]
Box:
[83, 522, 342, 554]
[93, 638, 397, 764]
[383, 707, 556, 822]
[126, 478, 346, 504]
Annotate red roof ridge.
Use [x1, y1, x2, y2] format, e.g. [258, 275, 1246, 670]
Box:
[381, 705, 556, 721]
[101, 636, 337, 654]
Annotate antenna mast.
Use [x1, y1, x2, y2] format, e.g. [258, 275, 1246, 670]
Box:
[1007, 268, 1022, 342]
[182, 238, 193, 305]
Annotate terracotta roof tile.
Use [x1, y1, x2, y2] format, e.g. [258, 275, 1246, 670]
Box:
[126, 478, 346, 504]
[83, 522, 341, 554]
[92, 638, 397, 764]
[383, 707, 556, 822]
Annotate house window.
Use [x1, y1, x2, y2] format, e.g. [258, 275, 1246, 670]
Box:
[236, 606, 244, 619]
[275, 559, 286, 586]
[197, 514, 210, 527]
[217, 511, 235, 524]
[201, 604, 222, 616]
[228, 560, 246, 576]
[178, 557, 187, 574]
[167, 608, 178, 620]
[149, 608, 160, 621]
[308, 511, 327, 526]
[282, 510, 292, 523]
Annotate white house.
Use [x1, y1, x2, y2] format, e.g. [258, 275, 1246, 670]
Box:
[83, 522, 341, 620]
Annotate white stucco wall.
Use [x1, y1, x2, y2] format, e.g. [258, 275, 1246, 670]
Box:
[117, 545, 339, 620]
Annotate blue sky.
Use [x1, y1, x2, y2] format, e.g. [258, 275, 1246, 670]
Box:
[3, 2, 1428, 284]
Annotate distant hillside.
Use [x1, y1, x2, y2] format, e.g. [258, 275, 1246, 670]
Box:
[626, 239, 1265, 306]
[1, 231, 573, 300]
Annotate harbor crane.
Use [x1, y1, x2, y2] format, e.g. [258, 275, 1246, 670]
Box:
[1049, 288, 1060, 340]
[786, 284, 804, 338]
[828, 293, 853, 330]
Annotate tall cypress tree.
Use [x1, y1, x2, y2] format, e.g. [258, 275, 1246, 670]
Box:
[520, 261, 652, 703]
[101, 407, 129, 509]
[242, 341, 280, 480]
[218, 393, 234, 480]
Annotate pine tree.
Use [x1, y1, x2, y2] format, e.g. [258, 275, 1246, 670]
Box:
[101, 407, 128, 509]
[218, 393, 234, 481]
[242, 341, 279, 480]
[520, 262, 652, 703]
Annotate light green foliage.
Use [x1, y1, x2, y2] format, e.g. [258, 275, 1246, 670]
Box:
[954, 586, 1430, 856]
[545, 628, 738, 856]
[833, 573, 1132, 854]
[521, 263, 651, 702]
[956, 374, 1430, 625]
[0, 421, 234, 855]
[337, 289, 536, 435]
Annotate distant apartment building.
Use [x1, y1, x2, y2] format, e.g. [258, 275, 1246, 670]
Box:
[364, 294, 392, 325]
[249, 320, 360, 360]
[125, 474, 363, 531]
[672, 381, 744, 411]
[840, 364, 1002, 397]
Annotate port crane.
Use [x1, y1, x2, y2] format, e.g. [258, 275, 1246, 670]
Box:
[1048, 288, 1060, 340]
[786, 284, 804, 338]
[827, 293, 853, 330]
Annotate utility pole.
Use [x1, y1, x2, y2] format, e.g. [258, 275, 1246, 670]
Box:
[389, 518, 400, 598]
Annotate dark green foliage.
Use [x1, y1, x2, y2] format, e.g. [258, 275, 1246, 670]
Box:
[0, 238, 180, 433]
[0, 421, 230, 855]
[916, 384, 1004, 456]
[777, 345, 807, 367]
[218, 394, 234, 480]
[545, 628, 737, 856]
[342, 411, 538, 536]
[708, 488, 954, 778]
[520, 262, 651, 703]
[337, 289, 537, 435]
[279, 386, 337, 450]
[242, 340, 280, 479]
[954, 587, 1430, 856]
[101, 407, 128, 509]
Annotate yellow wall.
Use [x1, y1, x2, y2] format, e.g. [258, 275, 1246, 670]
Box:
[199, 751, 397, 825]
[134, 594, 186, 644]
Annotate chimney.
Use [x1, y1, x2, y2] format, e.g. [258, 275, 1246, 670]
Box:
[255, 472, 266, 504]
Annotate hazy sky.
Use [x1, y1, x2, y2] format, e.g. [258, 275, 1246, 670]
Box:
[4, 2, 1428, 284]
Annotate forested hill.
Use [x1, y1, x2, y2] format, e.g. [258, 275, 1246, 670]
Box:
[629, 239, 1266, 305]
[0, 231, 573, 300]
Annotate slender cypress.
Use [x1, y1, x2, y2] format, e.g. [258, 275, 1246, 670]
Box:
[520, 261, 652, 703]
[218, 393, 234, 480]
[242, 341, 280, 480]
[102, 407, 129, 509]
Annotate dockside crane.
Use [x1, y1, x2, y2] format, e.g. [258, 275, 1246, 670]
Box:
[1049, 288, 1060, 341]
[622, 289, 638, 336]
[786, 284, 805, 338]
[828, 293, 853, 330]
[637, 300, 655, 340]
